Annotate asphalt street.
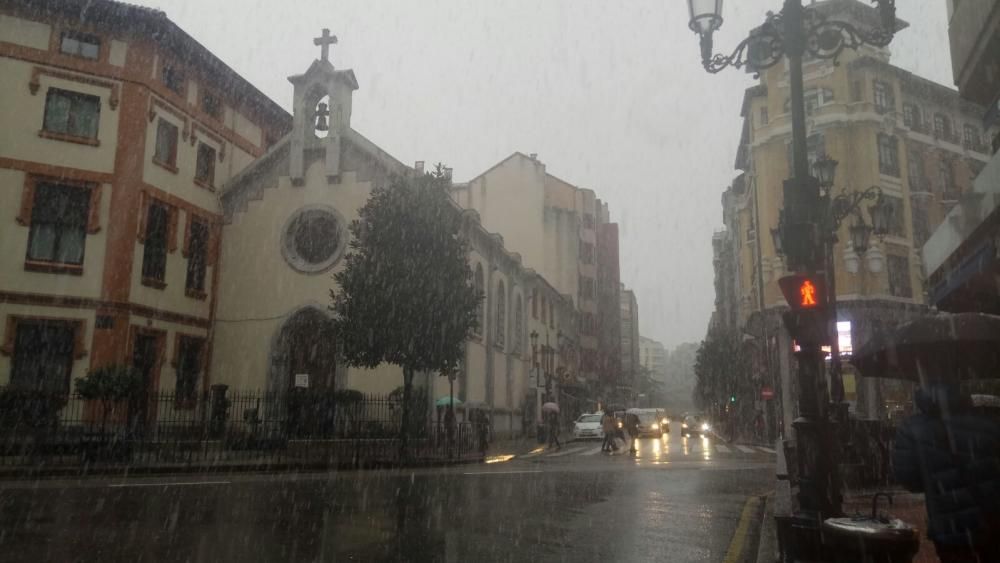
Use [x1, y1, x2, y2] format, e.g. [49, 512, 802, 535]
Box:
[0, 431, 774, 563]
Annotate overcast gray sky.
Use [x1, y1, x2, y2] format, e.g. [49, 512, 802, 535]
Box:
[137, 0, 953, 349]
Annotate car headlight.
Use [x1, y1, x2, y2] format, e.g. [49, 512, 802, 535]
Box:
[617, 421, 623, 428]
[650, 423, 659, 430]
[701, 423, 711, 431]
[661, 418, 668, 426]
[682, 423, 688, 428]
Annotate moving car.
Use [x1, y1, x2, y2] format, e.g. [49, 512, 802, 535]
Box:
[627, 408, 664, 438]
[681, 414, 712, 438]
[572, 413, 604, 440]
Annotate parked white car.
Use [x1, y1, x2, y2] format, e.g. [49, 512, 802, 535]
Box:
[572, 413, 604, 440]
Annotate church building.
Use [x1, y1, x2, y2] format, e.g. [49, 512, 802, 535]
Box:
[211, 32, 578, 436]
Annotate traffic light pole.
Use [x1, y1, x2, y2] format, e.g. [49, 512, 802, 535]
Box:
[689, 0, 898, 531]
[781, 0, 843, 520]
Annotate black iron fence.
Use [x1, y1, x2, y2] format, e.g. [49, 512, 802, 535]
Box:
[0, 386, 479, 471]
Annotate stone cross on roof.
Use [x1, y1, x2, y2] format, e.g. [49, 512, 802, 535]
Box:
[314, 28, 338, 62]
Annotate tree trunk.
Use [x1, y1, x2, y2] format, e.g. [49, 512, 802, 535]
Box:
[399, 366, 413, 462]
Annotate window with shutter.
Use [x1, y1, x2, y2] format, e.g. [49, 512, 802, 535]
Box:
[25, 182, 90, 268]
[154, 119, 179, 169]
[142, 201, 170, 285]
[42, 88, 101, 141]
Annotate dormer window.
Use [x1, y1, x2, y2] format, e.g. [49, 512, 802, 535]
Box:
[59, 31, 100, 60]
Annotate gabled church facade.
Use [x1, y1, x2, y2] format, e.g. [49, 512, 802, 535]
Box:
[210, 39, 579, 436]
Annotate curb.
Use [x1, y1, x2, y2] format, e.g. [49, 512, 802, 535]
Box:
[756, 493, 778, 563]
[0, 456, 487, 481]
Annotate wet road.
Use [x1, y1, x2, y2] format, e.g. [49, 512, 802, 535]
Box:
[0, 432, 774, 562]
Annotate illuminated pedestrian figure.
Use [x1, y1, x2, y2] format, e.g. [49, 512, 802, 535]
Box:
[800, 280, 817, 307]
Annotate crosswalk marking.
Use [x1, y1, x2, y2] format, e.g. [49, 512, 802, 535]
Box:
[547, 446, 586, 457]
[519, 442, 779, 460]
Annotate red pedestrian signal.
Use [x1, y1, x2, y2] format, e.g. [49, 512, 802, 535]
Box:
[779, 275, 826, 311]
[800, 280, 818, 307]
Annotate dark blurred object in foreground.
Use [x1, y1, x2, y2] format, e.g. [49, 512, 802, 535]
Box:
[892, 383, 1000, 562]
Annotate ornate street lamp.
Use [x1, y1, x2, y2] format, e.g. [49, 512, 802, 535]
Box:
[687, 0, 899, 75]
[687, 0, 724, 62]
[869, 195, 892, 238]
[849, 217, 872, 254]
[687, 0, 723, 34]
[812, 155, 838, 190]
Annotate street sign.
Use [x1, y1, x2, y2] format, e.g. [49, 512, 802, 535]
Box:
[761, 387, 775, 400]
[294, 373, 310, 388]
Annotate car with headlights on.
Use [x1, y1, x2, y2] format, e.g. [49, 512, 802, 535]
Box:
[627, 408, 664, 438]
[681, 415, 712, 438]
[572, 413, 604, 440]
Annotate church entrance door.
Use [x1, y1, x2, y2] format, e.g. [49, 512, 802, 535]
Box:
[277, 308, 337, 393]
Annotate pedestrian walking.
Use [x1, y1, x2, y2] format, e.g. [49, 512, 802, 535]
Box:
[475, 410, 490, 455]
[444, 405, 456, 448]
[625, 411, 640, 455]
[892, 382, 1000, 562]
[600, 409, 616, 452]
[546, 411, 561, 450]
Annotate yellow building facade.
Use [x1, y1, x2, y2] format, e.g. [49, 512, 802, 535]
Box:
[719, 2, 996, 422]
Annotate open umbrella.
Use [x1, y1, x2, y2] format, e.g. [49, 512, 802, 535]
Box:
[435, 396, 462, 408]
[541, 402, 560, 414]
[851, 312, 1000, 382]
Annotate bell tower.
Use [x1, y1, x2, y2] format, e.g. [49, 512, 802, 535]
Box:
[287, 29, 359, 185]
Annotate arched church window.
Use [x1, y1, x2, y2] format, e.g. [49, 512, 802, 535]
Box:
[281, 205, 346, 273]
[474, 264, 485, 335]
[496, 280, 506, 348]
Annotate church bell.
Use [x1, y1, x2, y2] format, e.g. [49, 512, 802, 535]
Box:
[314, 102, 330, 132]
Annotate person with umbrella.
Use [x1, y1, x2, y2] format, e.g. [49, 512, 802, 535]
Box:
[542, 401, 561, 450]
[854, 313, 1000, 561]
[600, 409, 616, 453]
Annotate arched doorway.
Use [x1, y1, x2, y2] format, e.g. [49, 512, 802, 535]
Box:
[269, 307, 337, 393]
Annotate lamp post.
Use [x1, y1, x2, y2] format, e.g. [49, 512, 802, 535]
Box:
[819, 181, 891, 408]
[530, 330, 541, 429]
[686, 0, 898, 522]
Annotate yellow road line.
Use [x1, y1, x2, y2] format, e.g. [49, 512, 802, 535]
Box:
[723, 495, 762, 563]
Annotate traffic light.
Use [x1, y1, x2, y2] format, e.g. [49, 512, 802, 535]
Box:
[778, 274, 828, 346]
[778, 274, 826, 310]
[730, 395, 736, 403]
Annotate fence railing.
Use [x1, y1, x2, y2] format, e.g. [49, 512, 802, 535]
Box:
[0, 387, 479, 470]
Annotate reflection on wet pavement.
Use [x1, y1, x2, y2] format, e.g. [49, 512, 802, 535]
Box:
[0, 432, 773, 562]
